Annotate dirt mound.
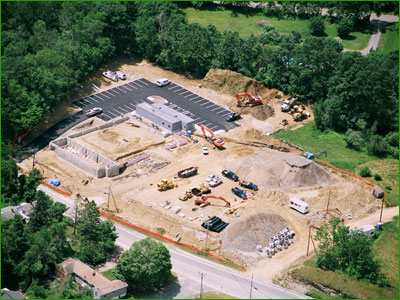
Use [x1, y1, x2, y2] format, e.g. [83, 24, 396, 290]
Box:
[226, 149, 332, 189]
[222, 212, 288, 252]
[202, 69, 282, 120]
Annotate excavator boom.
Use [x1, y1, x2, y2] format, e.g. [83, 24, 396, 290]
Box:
[195, 195, 231, 207]
[200, 124, 225, 148]
[235, 93, 263, 107]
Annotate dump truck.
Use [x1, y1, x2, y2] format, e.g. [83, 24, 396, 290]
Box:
[280, 97, 297, 112]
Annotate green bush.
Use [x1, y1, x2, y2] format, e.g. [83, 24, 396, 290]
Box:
[337, 18, 353, 37]
[385, 185, 392, 191]
[344, 129, 364, 151]
[157, 228, 166, 235]
[359, 166, 371, 177]
[373, 173, 382, 181]
[309, 17, 325, 36]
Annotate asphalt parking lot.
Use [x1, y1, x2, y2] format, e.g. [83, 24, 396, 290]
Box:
[73, 78, 239, 132]
[19, 78, 239, 160]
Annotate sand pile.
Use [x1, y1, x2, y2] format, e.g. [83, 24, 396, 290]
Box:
[222, 212, 288, 252]
[226, 149, 332, 189]
[202, 69, 281, 120]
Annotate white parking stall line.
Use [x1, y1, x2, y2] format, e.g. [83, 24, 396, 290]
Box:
[93, 94, 107, 101]
[136, 78, 148, 86]
[173, 88, 184, 93]
[197, 120, 207, 124]
[83, 98, 96, 105]
[169, 104, 177, 108]
[123, 104, 134, 111]
[110, 88, 121, 95]
[188, 95, 200, 101]
[211, 106, 221, 112]
[103, 90, 116, 97]
[87, 96, 99, 103]
[195, 99, 206, 104]
[216, 109, 226, 114]
[132, 81, 143, 88]
[205, 104, 215, 109]
[127, 83, 138, 89]
[200, 101, 210, 106]
[107, 110, 118, 118]
[209, 125, 219, 131]
[115, 86, 127, 93]
[184, 93, 195, 98]
[113, 108, 125, 115]
[102, 112, 113, 119]
[179, 90, 191, 95]
[168, 85, 180, 90]
[126, 103, 136, 109]
[118, 107, 129, 113]
[119, 84, 132, 91]
[205, 123, 213, 127]
[193, 117, 201, 121]
[222, 112, 231, 117]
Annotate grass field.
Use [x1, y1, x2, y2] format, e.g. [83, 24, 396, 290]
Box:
[102, 268, 117, 280]
[182, 7, 371, 50]
[292, 217, 399, 299]
[379, 23, 399, 54]
[273, 122, 399, 206]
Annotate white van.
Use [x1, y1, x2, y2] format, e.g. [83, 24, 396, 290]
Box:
[289, 197, 309, 214]
[156, 78, 170, 87]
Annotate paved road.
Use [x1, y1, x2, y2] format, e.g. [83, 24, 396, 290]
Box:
[38, 185, 307, 299]
[19, 78, 238, 161]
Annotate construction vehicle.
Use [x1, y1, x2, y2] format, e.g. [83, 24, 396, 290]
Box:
[200, 124, 225, 148]
[235, 93, 263, 107]
[280, 119, 288, 126]
[191, 183, 211, 196]
[177, 166, 198, 178]
[195, 195, 231, 208]
[157, 179, 177, 191]
[179, 190, 193, 201]
[293, 111, 308, 122]
[280, 97, 297, 112]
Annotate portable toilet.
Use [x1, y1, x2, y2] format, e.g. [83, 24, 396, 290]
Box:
[186, 130, 192, 138]
[303, 152, 314, 160]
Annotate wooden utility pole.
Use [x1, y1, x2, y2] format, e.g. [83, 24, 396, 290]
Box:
[306, 226, 311, 256]
[110, 185, 119, 213]
[326, 190, 331, 215]
[107, 183, 111, 211]
[249, 273, 254, 299]
[199, 272, 204, 299]
[379, 198, 384, 223]
[205, 224, 209, 251]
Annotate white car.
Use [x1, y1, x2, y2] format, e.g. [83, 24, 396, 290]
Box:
[85, 107, 103, 117]
[209, 176, 222, 187]
[206, 174, 216, 182]
[202, 146, 209, 155]
[103, 71, 118, 82]
[156, 78, 170, 87]
[116, 71, 126, 80]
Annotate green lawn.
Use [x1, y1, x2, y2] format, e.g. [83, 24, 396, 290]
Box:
[182, 7, 371, 50]
[379, 23, 399, 54]
[273, 122, 398, 206]
[194, 291, 237, 299]
[102, 268, 117, 280]
[292, 217, 399, 299]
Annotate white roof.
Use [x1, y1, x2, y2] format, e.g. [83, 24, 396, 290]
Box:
[290, 197, 308, 206]
[356, 224, 375, 232]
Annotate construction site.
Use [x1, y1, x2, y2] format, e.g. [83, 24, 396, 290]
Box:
[20, 61, 384, 281]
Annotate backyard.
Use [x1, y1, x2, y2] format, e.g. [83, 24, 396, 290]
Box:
[379, 23, 399, 54]
[182, 6, 371, 50]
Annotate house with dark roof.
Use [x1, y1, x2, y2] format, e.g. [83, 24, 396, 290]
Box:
[56, 258, 128, 299]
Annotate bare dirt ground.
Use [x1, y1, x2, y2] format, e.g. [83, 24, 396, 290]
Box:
[20, 55, 396, 283]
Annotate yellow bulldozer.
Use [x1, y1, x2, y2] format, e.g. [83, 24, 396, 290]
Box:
[179, 190, 193, 201]
[191, 183, 211, 196]
[157, 179, 177, 191]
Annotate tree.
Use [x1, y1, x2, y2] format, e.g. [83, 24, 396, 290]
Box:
[309, 17, 325, 36]
[344, 129, 364, 150]
[314, 219, 386, 284]
[337, 18, 353, 38]
[113, 238, 172, 292]
[48, 275, 92, 299]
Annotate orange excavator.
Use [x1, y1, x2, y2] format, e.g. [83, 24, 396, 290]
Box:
[235, 93, 263, 107]
[195, 195, 231, 208]
[200, 124, 225, 148]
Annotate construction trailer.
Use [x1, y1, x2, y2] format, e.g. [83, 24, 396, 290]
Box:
[354, 224, 375, 237]
[136, 102, 195, 132]
[289, 197, 309, 214]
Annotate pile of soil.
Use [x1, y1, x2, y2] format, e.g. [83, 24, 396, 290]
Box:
[202, 69, 281, 121]
[226, 149, 332, 189]
[222, 212, 288, 252]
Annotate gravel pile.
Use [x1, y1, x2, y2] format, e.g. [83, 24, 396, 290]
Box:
[221, 212, 288, 253]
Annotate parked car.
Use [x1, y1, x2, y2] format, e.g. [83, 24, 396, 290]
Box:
[209, 176, 222, 187]
[206, 174, 216, 182]
[85, 107, 103, 117]
[239, 181, 258, 191]
[222, 170, 239, 182]
[116, 71, 126, 80]
[156, 78, 170, 87]
[202, 146, 209, 155]
[231, 187, 247, 199]
[114, 253, 123, 262]
[103, 70, 118, 82]
[225, 113, 241, 122]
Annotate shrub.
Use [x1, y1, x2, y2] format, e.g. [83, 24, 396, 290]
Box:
[385, 185, 392, 191]
[359, 166, 371, 177]
[373, 173, 382, 181]
[367, 134, 389, 157]
[344, 129, 364, 151]
[309, 17, 325, 36]
[337, 18, 353, 37]
[157, 227, 166, 235]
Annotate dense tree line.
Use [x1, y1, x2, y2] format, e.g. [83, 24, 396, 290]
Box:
[2, 1, 398, 159]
